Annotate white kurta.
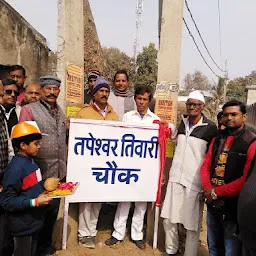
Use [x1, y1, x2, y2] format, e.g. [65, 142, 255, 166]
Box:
[161, 182, 203, 232]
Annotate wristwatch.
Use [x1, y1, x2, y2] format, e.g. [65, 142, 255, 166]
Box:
[211, 189, 218, 200]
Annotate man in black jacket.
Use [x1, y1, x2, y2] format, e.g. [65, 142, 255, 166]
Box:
[238, 156, 256, 255]
[201, 100, 256, 256]
[0, 80, 12, 256]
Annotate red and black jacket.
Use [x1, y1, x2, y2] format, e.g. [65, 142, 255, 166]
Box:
[201, 127, 256, 220]
[0, 154, 45, 236]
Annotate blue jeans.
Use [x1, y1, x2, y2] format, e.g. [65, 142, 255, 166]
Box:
[207, 205, 242, 256]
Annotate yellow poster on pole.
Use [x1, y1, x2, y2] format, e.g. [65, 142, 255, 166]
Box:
[154, 83, 178, 158]
[66, 64, 83, 104]
[155, 99, 175, 123]
[66, 106, 81, 118]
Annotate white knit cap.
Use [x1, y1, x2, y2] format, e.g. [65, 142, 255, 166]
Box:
[187, 90, 205, 103]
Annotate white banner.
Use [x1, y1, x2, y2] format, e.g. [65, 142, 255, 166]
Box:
[66, 118, 160, 202]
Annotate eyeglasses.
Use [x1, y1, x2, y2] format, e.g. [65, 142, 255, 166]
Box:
[4, 90, 20, 96]
[185, 102, 203, 107]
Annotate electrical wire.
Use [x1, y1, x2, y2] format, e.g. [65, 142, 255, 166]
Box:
[184, 0, 225, 72]
[183, 17, 220, 78]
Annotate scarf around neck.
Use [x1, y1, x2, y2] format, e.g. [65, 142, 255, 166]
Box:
[114, 88, 134, 97]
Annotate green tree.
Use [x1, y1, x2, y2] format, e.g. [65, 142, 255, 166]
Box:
[248, 70, 256, 84]
[205, 77, 226, 120]
[135, 43, 158, 90]
[183, 70, 213, 91]
[226, 77, 247, 103]
[101, 47, 135, 88]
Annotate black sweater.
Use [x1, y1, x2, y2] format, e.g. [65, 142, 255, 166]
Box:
[237, 157, 256, 249]
[0, 154, 45, 236]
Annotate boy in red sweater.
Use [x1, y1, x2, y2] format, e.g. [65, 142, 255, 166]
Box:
[0, 121, 52, 256]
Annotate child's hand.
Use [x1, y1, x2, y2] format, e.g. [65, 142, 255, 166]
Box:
[37, 194, 53, 206]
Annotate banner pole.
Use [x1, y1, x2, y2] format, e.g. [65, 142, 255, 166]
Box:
[62, 199, 69, 250]
[153, 206, 160, 248]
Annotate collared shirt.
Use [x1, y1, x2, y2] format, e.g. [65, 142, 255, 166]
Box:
[0, 108, 8, 182]
[122, 108, 160, 125]
[19, 99, 58, 122]
[93, 102, 107, 118]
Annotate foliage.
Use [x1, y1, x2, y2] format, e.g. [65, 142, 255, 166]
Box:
[101, 47, 135, 89]
[101, 43, 158, 91]
[226, 77, 247, 103]
[134, 43, 158, 91]
[248, 70, 256, 84]
[183, 70, 213, 91]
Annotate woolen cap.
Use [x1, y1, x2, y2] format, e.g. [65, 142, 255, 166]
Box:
[92, 76, 110, 95]
[88, 70, 100, 80]
[187, 90, 205, 103]
[39, 75, 61, 87]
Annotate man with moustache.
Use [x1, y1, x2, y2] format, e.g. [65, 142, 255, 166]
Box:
[9, 65, 27, 103]
[19, 75, 66, 255]
[18, 83, 41, 107]
[75, 76, 119, 249]
[201, 100, 256, 256]
[108, 70, 136, 120]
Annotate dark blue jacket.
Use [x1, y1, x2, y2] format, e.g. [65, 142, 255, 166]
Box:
[0, 154, 45, 236]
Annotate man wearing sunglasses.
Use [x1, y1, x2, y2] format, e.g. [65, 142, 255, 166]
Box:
[201, 100, 256, 256]
[0, 79, 21, 137]
[19, 75, 66, 255]
[0, 80, 12, 256]
[161, 91, 217, 256]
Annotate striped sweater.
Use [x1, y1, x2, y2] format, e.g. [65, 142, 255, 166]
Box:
[0, 154, 45, 236]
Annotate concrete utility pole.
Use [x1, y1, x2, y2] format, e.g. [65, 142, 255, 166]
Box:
[54, 0, 85, 250]
[147, 0, 184, 248]
[223, 60, 228, 103]
[155, 0, 184, 124]
[56, 0, 85, 112]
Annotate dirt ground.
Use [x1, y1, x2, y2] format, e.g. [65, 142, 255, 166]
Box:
[53, 205, 209, 256]
[54, 230, 208, 256]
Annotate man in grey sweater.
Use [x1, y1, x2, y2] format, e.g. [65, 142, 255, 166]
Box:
[108, 70, 136, 120]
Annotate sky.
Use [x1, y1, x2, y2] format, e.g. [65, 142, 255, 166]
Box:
[5, 0, 256, 85]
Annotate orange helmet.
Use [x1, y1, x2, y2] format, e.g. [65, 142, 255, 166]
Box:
[11, 121, 42, 139]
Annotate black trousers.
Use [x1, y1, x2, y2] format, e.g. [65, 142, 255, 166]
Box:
[0, 208, 13, 256]
[13, 233, 38, 256]
[36, 198, 60, 252]
[243, 244, 256, 256]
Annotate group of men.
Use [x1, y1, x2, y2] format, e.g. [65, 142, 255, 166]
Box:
[78, 70, 161, 250]
[0, 64, 256, 256]
[161, 94, 256, 256]
[0, 65, 66, 256]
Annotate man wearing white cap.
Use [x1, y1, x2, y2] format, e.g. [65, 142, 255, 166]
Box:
[161, 91, 217, 256]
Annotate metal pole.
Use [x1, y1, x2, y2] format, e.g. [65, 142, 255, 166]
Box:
[153, 206, 160, 248]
